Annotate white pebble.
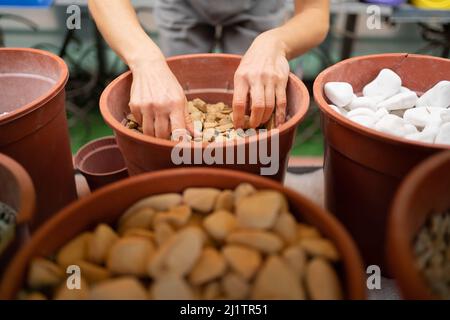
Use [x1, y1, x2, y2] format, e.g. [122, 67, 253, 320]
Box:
[403, 123, 419, 135]
[376, 91, 418, 111]
[374, 108, 389, 120]
[400, 86, 412, 93]
[405, 125, 440, 144]
[347, 108, 376, 118]
[363, 69, 402, 101]
[348, 115, 376, 128]
[347, 96, 377, 111]
[416, 81, 450, 108]
[324, 82, 354, 107]
[435, 122, 450, 145]
[403, 107, 443, 128]
[374, 114, 407, 137]
[328, 104, 344, 115]
[441, 109, 450, 123]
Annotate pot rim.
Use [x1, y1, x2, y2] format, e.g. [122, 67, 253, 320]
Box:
[313, 53, 450, 151]
[0, 153, 35, 225]
[0, 167, 366, 300]
[99, 53, 309, 148]
[0, 48, 69, 125]
[387, 150, 450, 300]
[78, 146, 128, 177]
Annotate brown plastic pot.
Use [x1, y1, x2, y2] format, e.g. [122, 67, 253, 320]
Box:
[0, 168, 366, 300]
[0, 48, 77, 229]
[74, 136, 129, 191]
[387, 151, 450, 300]
[0, 153, 35, 274]
[100, 54, 309, 182]
[313, 53, 450, 270]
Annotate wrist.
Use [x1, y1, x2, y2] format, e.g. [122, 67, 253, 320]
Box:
[258, 28, 290, 59]
[126, 43, 165, 71]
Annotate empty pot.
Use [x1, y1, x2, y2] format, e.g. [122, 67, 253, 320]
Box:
[313, 53, 450, 269]
[0, 167, 366, 300]
[0, 48, 77, 228]
[0, 153, 35, 273]
[100, 54, 309, 181]
[74, 136, 129, 191]
[387, 151, 450, 299]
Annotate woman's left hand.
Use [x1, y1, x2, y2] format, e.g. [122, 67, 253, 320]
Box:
[232, 29, 290, 129]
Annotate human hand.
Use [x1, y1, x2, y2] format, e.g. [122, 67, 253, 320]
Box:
[232, 29, 290, 129]
[128, 57, 192, 139]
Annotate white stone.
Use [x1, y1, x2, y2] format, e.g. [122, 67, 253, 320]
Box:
[403, 123, 419, 135]
[435, 122, 450, 145]
[347, 96, 377, 111]
[400, 86, 412, 93]
[405, 125, 440, 144]
[324, 82, 354, 107]
[374, 108, 389, 120]
[440, 109, 450, 123]
[376, 91, 418, 111]
[374, 114, 407, 137]
[328, 104, 343, 115]
[347, 108, 376, 118]
[403, 107, 443, 128]
[363, 69, 402, 101]
[416, 81, 450, 108]
[348, 115, 376, 128]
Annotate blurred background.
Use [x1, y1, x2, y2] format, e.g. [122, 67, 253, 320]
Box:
[0, 0, 449, 156]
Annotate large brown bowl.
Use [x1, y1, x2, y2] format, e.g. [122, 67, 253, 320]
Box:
[0, 168, 366, 300]
[0, 153, 35, 273]
[100, 53, 309, 182]
[313, 53, 450, 270]
[387, 151, 450, 300]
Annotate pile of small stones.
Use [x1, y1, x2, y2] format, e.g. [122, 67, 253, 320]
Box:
[414, 210, 450, 299]
[0, 202, 16, 255]
[123, 98, 276, 142]
[20, 183, 343, 300]
[324, 70, 450, 145]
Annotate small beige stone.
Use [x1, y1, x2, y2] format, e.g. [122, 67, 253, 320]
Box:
[306, 258, 343, 300]
[54, 278, 89, 300]
[236, 191, 283, 230]
[154, 221, 176, 246]
[234, 183, 256, 206]
[202, 281, 222, 300]
[151, 273, 194, 300]
[24, 292, 47, 300]
[107, 237, 155, 277]
[251, 255, 305, 300]
[222, 245, 261, 280]
[89, 277, 148, 300]
[57, 232, 92, 267]
[27, 258, 64, 289]
[153, 205, 192, 228]
[188, 247, 227, 285]
[299, 238, 340, 261]
[87, 224, 119, 264]
[214, 190, 234, 212]
[203, 209, 237, 241]
[118, 207, 155, 234]
[192, 98, 208, 113]
[124, 193, 182, 215]
[226, 229, 283, 254]
[123, 228, 155, 242]
[273, 213, 297, 244]
[76, 260, 111, 283]
[148, 227, 204, 278]
[297, 223, 321, 240]
[221, 272, 250, 299]
[216, 123, 234, 132]
[183, 188, 221, 213]
[283, 246, 307, 278]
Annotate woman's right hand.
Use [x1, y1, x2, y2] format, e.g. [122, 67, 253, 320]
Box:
[128, 56, 193, 139]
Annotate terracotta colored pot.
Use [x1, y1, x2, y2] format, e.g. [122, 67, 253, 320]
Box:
[387, 151, 450, 300]
[0, 48, 77, 229]
[100, 54, 309, 182]
[0, 153, 35, 273]
[313, 53, 450, 270]
[0, 168, 366, 300]
[74, 136, 129, 191]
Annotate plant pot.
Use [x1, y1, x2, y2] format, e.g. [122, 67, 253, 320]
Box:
[313, 53, 450, 270]
[0, 168, 366, 300]
[100, 54, 309, 182]
[0, 48, 77, 229]
[74, 136, 129, 191]
[387, 151, 450, 299]
[0, 153, 35, 274]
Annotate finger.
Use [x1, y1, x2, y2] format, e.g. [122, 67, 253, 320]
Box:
[154, 115, 171, 139]
[249, 84, 265, 128]
[183, 101, 194, 136]
[232, 76, 249, 129]
[169, 108, 188, 139]
[141, 109, 155, 136]
[275, 84, 287, 127]
[262, 83, 275, 124]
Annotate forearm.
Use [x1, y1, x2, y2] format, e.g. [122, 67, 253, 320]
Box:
[88, 0, 163, 68]
[272, 0, 330, 60]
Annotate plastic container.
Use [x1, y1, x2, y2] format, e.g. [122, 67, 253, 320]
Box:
[0, 153, 35, 273]
[387, 151, 450, 300]
[0, 168, 366, 300]
[100, 54, 309, 182]
[0, 48, 77, 229]
[74, 136, 129, 191]
[313, 53, 450, 269]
